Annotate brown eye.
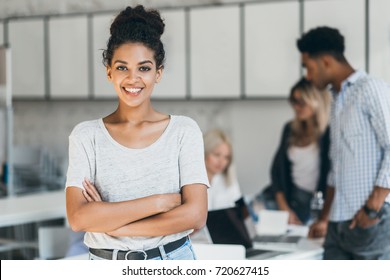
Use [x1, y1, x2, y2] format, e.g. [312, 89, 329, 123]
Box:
[139, 66, 151, 72]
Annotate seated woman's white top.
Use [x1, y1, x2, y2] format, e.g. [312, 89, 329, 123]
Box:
[208, 173, 242, 210]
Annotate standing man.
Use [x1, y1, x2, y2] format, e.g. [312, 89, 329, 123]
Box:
[297, 26, 390, 259]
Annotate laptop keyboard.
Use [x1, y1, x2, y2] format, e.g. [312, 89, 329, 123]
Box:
[246, 249, 273, 258]
[252, 235, 301, 243]
[246, 248, 288, 259]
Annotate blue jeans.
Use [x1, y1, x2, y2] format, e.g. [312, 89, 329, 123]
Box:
[323, 203, 390, 260]
[89, 238, 196, 260]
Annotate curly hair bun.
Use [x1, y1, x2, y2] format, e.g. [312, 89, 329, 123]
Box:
[103, 5, 166, 68]
[110, 5, 165, 39]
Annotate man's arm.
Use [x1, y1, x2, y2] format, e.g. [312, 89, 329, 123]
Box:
[350, 82, 390, 228]
[350, 186, 390, 229]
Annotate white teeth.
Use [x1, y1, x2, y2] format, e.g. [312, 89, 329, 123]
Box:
[125, 87, 141, 93]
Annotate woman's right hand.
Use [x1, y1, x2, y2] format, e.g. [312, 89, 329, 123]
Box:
[308, 219, 327, 238]
[275, 192, 302, 225]
[83, 179, 102, 202]
[287, 210, 302, 225]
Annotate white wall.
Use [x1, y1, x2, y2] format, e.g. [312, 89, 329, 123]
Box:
[0, 0, 254, 19]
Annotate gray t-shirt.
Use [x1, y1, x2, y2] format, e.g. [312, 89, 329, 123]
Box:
[66, 115, 209, 250]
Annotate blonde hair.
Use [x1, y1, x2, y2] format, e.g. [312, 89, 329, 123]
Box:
[203, 129, 234, 186]
[289, 78, 332, 146]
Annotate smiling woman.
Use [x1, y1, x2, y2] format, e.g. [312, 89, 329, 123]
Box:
[65, 5, 209, 260]
[106, 43, 162, 109]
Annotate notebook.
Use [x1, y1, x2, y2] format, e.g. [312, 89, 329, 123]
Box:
[206, 206, 290, 259]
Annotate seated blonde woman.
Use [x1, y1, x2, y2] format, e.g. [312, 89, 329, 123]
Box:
[204, 129, 242, 210]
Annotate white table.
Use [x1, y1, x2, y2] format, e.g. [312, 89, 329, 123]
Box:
[254, 238, 324, 260]
[0, 190, 66, 227]
[0, 190, 67, 254]
[252, 224, 324, 260]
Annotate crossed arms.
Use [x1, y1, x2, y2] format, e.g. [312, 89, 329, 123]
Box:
[66, 180, 208, 237]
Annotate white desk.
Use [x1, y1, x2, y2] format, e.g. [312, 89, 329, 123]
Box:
[0, 190, 67, 255]
[0, 190, 66, 227]
[254, 238, 324, 260]
[252, 224, 324, 260]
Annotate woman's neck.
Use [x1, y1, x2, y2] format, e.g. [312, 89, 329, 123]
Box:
[294, 118, 317, 147]
[302, 118, 315, 134]
[109, 102, 157, 124]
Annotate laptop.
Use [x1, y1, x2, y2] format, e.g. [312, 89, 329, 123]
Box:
[235, 198, 302, 247]
[206, 206, 290, 259]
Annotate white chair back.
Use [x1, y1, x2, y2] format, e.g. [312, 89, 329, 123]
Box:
[192, 243, 246, 260]
[38, 226, 71, 259]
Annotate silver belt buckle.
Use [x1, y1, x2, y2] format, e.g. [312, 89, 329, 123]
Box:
[125, 250, 147, 260]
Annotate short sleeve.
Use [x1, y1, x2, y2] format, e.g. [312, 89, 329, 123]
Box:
[178, 119, 210, 189]
[65, 132, 95, 190]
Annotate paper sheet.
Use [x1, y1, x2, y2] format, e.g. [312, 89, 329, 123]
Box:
[256, 210, 289, 235]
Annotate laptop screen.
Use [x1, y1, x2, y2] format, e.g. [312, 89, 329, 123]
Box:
[206, 206, 253, 249]
[234, 197, 258, 239]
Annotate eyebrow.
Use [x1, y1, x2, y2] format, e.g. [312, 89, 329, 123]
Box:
[113, 60, 154, 65]
[113, 60, 128, 65]
[139, 60, 154, 65]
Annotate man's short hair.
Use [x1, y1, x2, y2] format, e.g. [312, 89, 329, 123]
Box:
[297, 26, 346, 62]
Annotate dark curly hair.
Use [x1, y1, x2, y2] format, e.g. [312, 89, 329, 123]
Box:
[103, 5, 165, 69]
[297, 26, 346, 62]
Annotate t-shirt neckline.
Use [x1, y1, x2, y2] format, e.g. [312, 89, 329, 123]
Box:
[98, 115, 174, 152]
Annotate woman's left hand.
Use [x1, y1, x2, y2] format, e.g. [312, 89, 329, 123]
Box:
[82, 179, 102, 202]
